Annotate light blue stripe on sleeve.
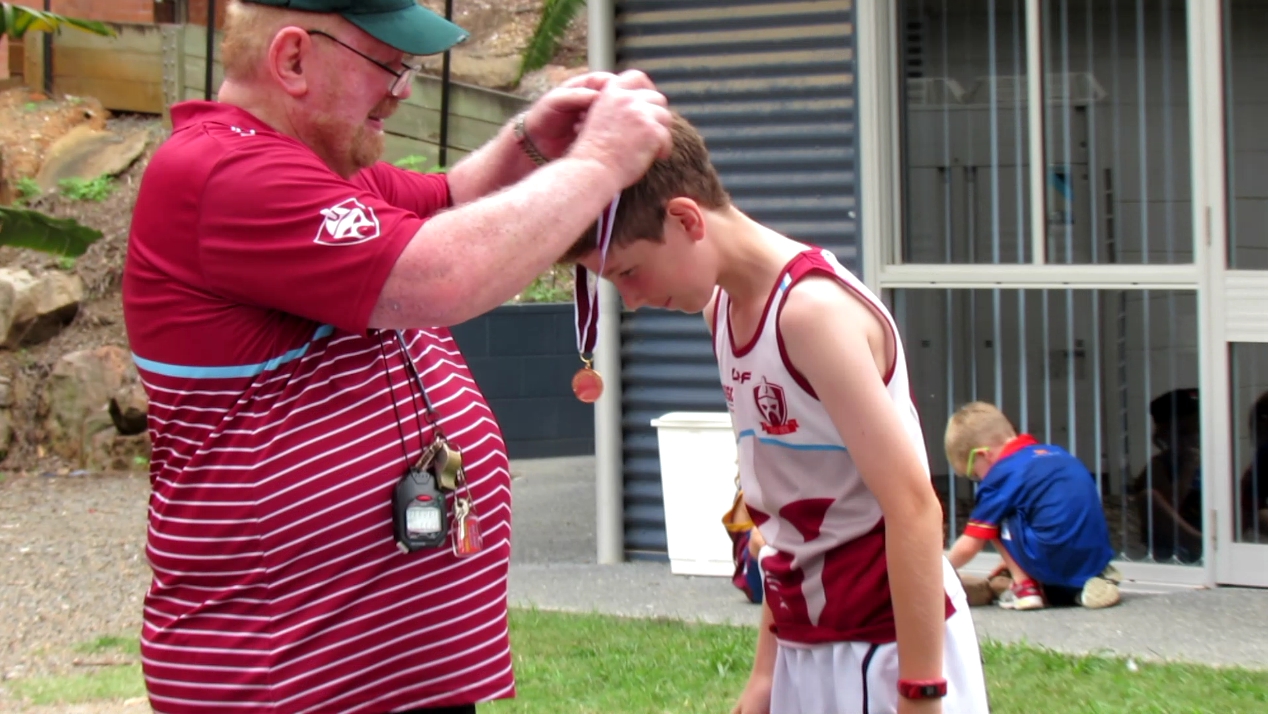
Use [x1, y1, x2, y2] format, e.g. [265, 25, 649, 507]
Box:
[737, 428, 847, 452]
[132, 324, 336, 379]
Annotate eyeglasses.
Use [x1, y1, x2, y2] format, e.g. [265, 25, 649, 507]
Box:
[964, 447, 990, 480]
[307, 29, 420, 98]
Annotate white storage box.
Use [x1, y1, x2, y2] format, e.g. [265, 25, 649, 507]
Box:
[650, 411, 739, 577]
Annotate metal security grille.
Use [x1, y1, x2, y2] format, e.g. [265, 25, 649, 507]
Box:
[614, 0, 860, 556]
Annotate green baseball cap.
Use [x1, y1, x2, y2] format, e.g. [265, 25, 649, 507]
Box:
[244, 0, 470, 56]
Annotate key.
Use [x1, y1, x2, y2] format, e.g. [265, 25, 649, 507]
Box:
[452, 495, 483, 558]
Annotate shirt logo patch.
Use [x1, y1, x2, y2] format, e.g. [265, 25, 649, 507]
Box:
[316, 198, 381, 246]
[754, 378, 799, 435]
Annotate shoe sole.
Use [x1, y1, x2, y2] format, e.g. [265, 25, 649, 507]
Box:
[1081, 577, 1121, 609]
[998, 594, 1045, 610]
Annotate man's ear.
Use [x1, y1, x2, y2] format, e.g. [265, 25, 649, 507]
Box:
[665, 197, 706, 242]
[269, 27, 312, 98]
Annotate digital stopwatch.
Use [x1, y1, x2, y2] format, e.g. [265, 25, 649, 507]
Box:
[392, 465, 448, 552]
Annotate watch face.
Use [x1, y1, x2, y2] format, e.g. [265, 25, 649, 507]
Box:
[406, 505, 441, 534]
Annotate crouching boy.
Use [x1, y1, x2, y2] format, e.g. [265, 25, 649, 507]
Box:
[945, 402, 1122, 610]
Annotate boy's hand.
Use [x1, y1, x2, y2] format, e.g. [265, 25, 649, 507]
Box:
[730, 673, 772, 714]
[899, 698, 943, 714]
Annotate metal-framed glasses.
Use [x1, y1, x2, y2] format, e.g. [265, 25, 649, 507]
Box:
[307, 30, 420, 98]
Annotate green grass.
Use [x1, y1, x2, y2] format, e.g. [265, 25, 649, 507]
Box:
[486, 609, 755, 714]
[15, 177, 41, 205]
[7, 664, 144, 706]
[8, 613, 1268, 712]
[979, 639, 1268, 714]
[488, 610, 1268, 714]
[57, 175, 114, 202]
[73, 634, 140, 656]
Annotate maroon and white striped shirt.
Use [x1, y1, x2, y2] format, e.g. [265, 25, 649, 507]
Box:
[123, 102, 514, 713]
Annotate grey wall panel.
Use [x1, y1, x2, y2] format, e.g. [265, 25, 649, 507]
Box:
[615, 0, 860, 556]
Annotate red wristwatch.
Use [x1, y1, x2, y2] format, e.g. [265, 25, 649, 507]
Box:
[898, 678, 948, 700]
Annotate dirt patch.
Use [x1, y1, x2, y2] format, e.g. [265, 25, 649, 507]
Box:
[415, 0, 589, 88]
[0, 88, 109, 203]
[0, 92, 162, 475]
[0, 472, 150, 710]
[420, 0, 588, 66]
[0, 0, 586, 475]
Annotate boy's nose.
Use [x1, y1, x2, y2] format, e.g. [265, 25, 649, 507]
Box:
[618, 286, 646, 310]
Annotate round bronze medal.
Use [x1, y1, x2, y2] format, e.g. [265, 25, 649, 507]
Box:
[572, 366, 604, 403]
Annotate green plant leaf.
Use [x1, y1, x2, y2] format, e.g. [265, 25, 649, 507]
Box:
[0, 206, 103, 257]
[0, 3, 114, 39]
[517, 0, 585, 81]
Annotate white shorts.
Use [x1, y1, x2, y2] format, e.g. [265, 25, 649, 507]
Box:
[770, 558, 990, 714]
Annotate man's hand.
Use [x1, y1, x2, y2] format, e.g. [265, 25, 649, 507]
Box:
[565, 69, 674, 190]
[522, 71, 617, 160]
[730, 673, 772, 714]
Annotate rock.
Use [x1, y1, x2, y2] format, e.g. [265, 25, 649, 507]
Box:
[0, 268, 84, 348]
[44, 345, 135, 463]
[0, 408, 12, 462]
[86, 426, 151, 473]
[423, 55, 523, 90]
[959, 573, 997, 607]
[34, 124, 150, 193]
[109, 383, 148, 436]
[516, 64, 591, 101]
[0, 150, 10, 207]
[990, 575, 1013, 597]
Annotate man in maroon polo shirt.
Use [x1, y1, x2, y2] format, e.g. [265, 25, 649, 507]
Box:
[121, 1, 672, 712]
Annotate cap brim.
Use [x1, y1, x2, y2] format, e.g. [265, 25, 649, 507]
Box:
[344, 3, 470, 56]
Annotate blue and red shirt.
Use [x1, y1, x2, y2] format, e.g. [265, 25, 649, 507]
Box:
[965, 435, 1114, 589]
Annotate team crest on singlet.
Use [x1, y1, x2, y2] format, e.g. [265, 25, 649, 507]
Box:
[754, 378, 799, 435]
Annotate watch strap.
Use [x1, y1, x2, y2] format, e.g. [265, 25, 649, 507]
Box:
[513, 112, 550, 166]
[897, 678, 948, 700]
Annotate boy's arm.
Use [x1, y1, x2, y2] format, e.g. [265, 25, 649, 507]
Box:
[732, 599, 778, 714]
[779, 277, 945, 707]
[947, 534, 987, 569]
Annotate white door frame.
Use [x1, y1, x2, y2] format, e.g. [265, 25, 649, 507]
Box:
[857, 0, 1219, 589]
[1194, 0, 1268, 588]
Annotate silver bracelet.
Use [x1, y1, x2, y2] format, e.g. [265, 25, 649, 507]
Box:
[513, 112, 550, 166]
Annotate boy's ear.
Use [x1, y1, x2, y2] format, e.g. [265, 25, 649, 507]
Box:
[665, 197, 707, 242]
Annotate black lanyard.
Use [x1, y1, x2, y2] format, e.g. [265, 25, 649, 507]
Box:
[376, 329, 444, 467]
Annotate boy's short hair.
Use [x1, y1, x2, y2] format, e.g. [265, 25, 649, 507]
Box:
[560, 111, 731, 263]
[944, 402, 1018, 476]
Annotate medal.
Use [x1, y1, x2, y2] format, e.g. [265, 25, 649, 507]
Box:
[573, 196, 621, 402]
[572, 357, 604, 404]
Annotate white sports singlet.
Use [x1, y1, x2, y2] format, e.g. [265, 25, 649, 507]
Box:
[713, 248, 990, 713]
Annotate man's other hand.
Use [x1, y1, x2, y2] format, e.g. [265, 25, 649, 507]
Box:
[565, 69, 674, 190]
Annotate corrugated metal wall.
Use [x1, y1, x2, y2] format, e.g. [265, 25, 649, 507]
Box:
[614, 0, 861, 556]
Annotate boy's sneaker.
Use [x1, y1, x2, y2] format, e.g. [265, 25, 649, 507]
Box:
[1078, 566, 1122, 610]
[998, 579, 1045, 610]
[1099, 564, 1123, 583]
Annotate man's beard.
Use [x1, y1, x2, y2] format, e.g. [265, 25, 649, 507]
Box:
[310, 98, 395, 176]
[350, 123, 385, 170]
